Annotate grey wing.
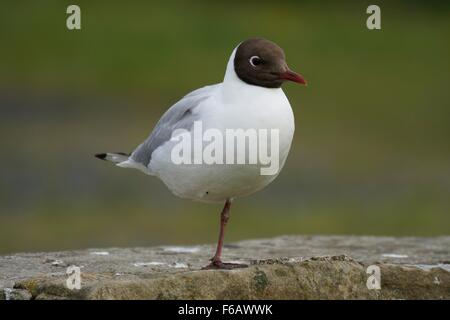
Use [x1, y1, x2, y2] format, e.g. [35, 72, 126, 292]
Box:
[130, 84, 219, 167]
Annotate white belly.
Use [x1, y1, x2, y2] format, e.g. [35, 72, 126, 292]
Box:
[149, 87, 295, 203]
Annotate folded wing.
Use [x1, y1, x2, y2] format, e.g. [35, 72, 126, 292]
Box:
[130, 84, 219, 168]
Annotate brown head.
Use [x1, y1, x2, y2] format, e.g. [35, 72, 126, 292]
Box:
[234, 38, 307, 88]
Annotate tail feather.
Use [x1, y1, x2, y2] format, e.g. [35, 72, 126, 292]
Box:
[95, 152, 129, 164]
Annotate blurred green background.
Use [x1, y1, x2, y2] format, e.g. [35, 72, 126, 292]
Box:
[0, 0, 449, 254]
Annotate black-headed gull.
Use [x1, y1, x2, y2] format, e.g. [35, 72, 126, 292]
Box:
[96, 38, 306, 269]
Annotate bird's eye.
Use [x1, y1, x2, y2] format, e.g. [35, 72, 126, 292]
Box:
[249, 56, 262, 67]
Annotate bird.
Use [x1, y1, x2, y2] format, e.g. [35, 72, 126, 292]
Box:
[95, 38, 306, 269]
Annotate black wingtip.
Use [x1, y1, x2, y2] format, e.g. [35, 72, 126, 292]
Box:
[95, 153, 107, 160]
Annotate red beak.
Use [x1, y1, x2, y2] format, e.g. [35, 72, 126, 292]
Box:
[279, 70, 307, 85]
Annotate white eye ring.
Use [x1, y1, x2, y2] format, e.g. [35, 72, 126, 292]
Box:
[249, 56, 262, 67]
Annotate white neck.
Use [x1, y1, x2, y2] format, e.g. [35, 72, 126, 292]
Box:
[223, 47, 241, 84]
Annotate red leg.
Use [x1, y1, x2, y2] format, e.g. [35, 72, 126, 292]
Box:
[202, 199, 248, 270]
[211, 199, 231, 263]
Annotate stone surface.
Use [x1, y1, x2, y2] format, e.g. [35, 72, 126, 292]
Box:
[0, 235, 449, 300]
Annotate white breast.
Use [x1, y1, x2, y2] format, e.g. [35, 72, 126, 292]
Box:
[149, 85, 294, 203]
